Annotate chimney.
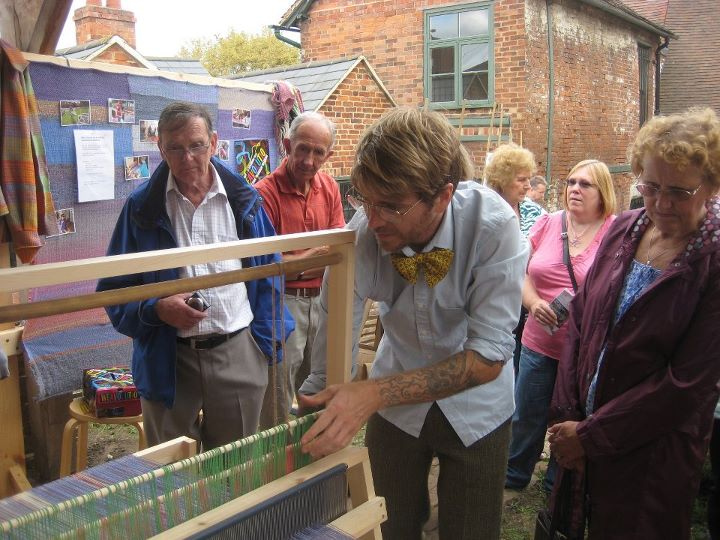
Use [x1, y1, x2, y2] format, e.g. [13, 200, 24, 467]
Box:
[74, 0, 137, 48]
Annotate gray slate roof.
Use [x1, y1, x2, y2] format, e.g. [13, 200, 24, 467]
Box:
[230, 57, 360, 111]
[55, 37, 209, 77]
[55, 38, 110, 60]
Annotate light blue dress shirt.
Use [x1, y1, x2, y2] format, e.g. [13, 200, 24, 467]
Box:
[300, 181, 528, 447]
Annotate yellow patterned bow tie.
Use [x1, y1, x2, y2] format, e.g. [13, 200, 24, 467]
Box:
[390, 248, 454, 288]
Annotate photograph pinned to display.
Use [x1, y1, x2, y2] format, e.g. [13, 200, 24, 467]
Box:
[139, 119, 159, 142]
[108, 98, 136, 124]
[60, 100, 91, 126]
[235, 139, 270, 184]
[124, 155, 150, 181]
[232, 108, 251, 129]
[50, 208, 76, 236]
[216, 140, 230, 161]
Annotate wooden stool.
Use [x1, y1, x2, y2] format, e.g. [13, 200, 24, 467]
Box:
[59, 397, 146, 477]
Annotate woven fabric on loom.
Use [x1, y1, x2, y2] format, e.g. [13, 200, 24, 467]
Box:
[0, 454, 159, 522]
[0, 414, 319, 539]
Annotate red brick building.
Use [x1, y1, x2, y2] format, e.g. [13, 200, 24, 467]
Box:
[280, 0, 673, 209]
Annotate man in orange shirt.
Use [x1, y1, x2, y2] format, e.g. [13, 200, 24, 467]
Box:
[255, 112, 345, 422]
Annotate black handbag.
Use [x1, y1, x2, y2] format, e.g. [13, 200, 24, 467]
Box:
[533, 468, 571, 540]
[560, 211, 579, 293]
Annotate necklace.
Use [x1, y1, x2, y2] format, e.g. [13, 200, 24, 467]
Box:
[567, 216, 592, 248]
[645, 226, 685, 266]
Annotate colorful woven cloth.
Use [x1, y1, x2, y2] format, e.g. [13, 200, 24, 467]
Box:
[0, 39, 57, 262]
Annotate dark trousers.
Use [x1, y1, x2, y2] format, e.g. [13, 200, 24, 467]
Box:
[365, 404, 511, 540]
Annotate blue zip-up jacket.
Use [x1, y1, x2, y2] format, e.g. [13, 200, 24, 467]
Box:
[96, 157, 294, 407]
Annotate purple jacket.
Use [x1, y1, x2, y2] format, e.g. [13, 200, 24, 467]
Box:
[551, 202, 720, 539]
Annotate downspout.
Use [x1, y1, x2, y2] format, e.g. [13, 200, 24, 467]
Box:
[270, 25, 301, 49]
[545, 0, 555, 182]
[654, 37, 669, 115]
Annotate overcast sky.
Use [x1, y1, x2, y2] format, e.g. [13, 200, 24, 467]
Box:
[57, 0, 297, 56]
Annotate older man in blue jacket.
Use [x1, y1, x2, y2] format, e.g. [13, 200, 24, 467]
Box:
[97, 102, 293, 450]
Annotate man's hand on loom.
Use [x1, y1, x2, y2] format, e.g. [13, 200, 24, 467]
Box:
[298, 380, 381, 458]
[155, 294, 208, 330]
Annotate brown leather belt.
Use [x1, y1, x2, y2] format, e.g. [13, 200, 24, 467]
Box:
[176, 328, 242, 350]
[286, 287, 321, 298]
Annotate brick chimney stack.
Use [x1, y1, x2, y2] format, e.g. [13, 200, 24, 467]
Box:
[74, 0, 137, 48]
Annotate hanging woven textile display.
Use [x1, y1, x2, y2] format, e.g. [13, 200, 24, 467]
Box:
[0, 39, 58, 262]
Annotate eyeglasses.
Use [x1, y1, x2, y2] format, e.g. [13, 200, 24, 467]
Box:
[163, 143, 210, 158]
[565, 178, 597, 190]
[635, 181, 703, 202]
[347, 189, 424, 223]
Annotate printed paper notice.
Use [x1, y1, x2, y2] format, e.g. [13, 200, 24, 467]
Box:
[74, 130, 114, 202]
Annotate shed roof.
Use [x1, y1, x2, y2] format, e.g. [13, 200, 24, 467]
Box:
[56, 36, 209, 76]
[231, 56, 396, 111]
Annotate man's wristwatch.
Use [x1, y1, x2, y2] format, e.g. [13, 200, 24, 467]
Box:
[296, 271, 305, 281]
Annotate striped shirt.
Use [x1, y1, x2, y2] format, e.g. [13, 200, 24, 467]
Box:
[165, 165, 253, 337]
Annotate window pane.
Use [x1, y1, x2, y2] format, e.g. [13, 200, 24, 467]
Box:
[463, 72, 488, 101]
[460, 9, 488, 37]
[429, 13, 457, 40]
[461, 43, 489, 73]
[431, 47, 454, 75]
[432, 76, 455, 102]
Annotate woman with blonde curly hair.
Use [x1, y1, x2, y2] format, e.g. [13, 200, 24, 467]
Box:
[485, 143, 545, 237]
[549, 107, 720, 538]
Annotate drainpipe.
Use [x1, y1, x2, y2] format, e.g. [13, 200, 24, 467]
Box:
[654, 37, 669, 115]
[270, 25, 301, 49]
[545, 0, 555, 182]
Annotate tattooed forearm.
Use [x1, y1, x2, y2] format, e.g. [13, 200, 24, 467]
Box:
[375, 350, 503, 409]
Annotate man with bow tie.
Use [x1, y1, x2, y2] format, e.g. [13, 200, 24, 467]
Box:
[298, 107, 528, 540]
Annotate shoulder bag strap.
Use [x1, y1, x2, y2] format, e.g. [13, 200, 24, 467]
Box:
[561, 211, 579, 293]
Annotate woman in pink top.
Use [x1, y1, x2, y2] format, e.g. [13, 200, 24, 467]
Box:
[505, 159, 617, 492]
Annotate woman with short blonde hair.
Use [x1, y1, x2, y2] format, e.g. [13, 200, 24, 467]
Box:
[485, 143, 544, 237]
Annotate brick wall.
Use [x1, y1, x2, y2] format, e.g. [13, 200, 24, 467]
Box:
[74, 4, 136, 48]
[318, 62, 396, 179]
[93, 45, 143, 68]
[297, 0, 661, 210]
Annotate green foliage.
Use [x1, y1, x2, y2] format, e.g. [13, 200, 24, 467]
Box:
[178, 28, 300, 77]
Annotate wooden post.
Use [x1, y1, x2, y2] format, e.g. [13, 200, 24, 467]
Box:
[485, 103, 497, 158]
[325, 240, 355, 387]
[0, 243, 26, 497]
[496, 104, 505, 149]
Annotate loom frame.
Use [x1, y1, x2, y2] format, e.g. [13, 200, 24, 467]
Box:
[0, 229, 387, 539]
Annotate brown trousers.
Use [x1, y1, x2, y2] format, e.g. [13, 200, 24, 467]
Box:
[365, 404, 511, 540]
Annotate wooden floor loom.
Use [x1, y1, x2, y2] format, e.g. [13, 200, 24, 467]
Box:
[0, 229, 386, 539]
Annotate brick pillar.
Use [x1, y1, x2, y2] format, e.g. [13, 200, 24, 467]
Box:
[73, 1, 136, 48]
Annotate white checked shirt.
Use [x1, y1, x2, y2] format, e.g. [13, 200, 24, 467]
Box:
[165, 165, 254, 338]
